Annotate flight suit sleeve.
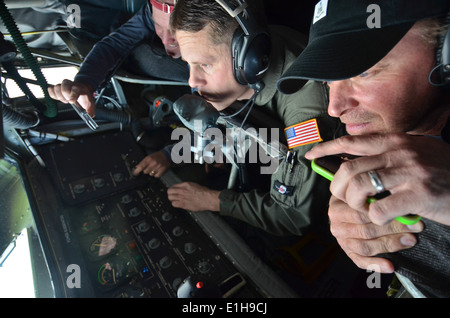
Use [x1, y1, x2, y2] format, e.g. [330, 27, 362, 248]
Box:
[218, 82, 342, 236]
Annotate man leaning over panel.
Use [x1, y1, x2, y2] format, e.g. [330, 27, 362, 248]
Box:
[278, 0, 450, 297]
[48, 0, 189, 177]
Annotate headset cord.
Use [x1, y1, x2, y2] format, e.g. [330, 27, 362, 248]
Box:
[219, 82, 262, 125]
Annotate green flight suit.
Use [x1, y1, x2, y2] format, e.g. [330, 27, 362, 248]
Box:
[218, 26, 342, 236]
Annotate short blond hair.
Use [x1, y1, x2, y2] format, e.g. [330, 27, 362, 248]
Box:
[413, 16, 449, 49]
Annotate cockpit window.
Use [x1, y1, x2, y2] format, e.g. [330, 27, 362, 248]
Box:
[0, 228, 35, 297]
[4, 66, 78, 99]
[0, 159, 53, 298]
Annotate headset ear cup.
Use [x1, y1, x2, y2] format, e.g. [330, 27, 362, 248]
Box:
[232, 27, 271, 86]
[430, 13, 450, 87]
[244, 32, 271, 85]
[232, 27, 247, 85]
[441, 25, 450, 85]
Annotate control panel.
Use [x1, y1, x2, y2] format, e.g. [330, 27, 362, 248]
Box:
[33, 130, 266, 298]
[67, 180, 260, 297]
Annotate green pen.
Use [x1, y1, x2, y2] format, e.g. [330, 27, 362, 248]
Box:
[311, 158, 422, 225]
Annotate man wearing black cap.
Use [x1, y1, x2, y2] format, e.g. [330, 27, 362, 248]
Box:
[277, 0, 450, 297]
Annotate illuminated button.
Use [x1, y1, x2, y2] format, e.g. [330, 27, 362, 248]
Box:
[196, 281, 204, 289]
[141, 266, 151, 277]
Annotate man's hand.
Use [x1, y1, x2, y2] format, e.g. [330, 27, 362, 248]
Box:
[167, 182, 220, 212]
[48, 79, 96, 117]
[133, 151, 171, 178]
[328, 195, 423, 273]
[305, 133, 450, 226]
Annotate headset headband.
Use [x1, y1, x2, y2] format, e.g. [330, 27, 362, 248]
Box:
[215, 0, 257, 35]
[150, 0, 175, 14]
[214, 0, 271, 87]
[215, 0, 247, 18]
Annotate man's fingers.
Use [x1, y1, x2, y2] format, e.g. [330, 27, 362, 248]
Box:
[344, 249, 395, 273]
[305, 133, 410, 160]
[338, 233, 418, 273]
[78, 94, 95, 117]
[61, 79, 79, 102]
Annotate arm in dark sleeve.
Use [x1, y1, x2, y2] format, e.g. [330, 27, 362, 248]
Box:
[74, 4, 155, 90]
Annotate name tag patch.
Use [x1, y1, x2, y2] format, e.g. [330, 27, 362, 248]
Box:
[274, 180, 294, 196]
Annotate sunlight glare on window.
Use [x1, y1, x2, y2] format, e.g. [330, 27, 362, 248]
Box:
[0, 229, 35, 298]
[4, 66, 78, 98]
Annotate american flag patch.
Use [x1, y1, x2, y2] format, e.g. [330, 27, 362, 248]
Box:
[284, 119, 322, 149]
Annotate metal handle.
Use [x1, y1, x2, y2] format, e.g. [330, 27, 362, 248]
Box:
[70, 101, 98, 130]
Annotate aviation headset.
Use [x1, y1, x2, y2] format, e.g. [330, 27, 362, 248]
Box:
[429, 12, 450, 87]
[215, 0, 271, 90]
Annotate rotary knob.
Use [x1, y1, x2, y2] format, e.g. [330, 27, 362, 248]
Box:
[147, 238, 161, 250]
[138, 221, 150, 233]
[73, 183, 86, 194]
[197, 260, 212, 274]
[184, 242, 197, 254]
[161, 212, 173, 222]
[172, 226, 184, 237]
[93, 177, 105, 188]
[159, 256, 172, 269]
[128, 207, 142, 217]
[113, 172, 124, 183]
[121, 194, 133, 204]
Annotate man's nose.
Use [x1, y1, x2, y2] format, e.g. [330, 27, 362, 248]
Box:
[160, 30, 176, 46]
[188, 67, 206, 88]
[327, 80, 359, 117]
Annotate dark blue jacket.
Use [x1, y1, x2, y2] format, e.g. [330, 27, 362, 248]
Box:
[74, 3, 188, 90]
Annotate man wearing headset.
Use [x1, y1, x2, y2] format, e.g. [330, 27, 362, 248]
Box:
[277, 0, 450, 297]
[48, 0, 189, 175]
[162, 0, 342, 237]
[49, 0, 188, 116]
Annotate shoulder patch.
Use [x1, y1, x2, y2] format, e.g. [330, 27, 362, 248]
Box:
[284, 119, 323, 149]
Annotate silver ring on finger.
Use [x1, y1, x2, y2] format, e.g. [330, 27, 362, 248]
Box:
[367, 170, 385, 193]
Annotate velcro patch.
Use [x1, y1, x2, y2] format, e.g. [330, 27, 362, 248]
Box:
[284, 118, 322, 149]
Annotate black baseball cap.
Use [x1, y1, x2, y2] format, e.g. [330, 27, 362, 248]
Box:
[277, 0, 450, 94]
